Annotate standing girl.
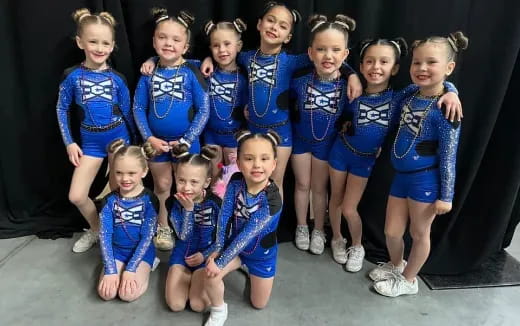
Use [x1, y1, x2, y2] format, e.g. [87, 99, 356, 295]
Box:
[370, 32, 468, 297]
[201, 1, 363, 196]
[97, 139, 158, 302]
[203, 130, 282, 326]
[57, 8, 135, 253]
[133, 8, 210, 251]
[164, 145, 221, 312]
[290, 14, 356, 256]
[327, 38, 462, 270]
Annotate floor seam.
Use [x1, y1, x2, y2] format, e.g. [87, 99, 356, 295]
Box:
[0, 236, 36, 269]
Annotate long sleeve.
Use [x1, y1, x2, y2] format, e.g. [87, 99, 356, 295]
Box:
[180, 71, 209, 145]
[214, 192, 274, 269]
[99, 201, 117, 275]
[168, 197, 194, 241]
[125, 196, 158, 272]
[133, 76, 153, 140]
[56, 74, 75, 146]
[436, 113, 461, 202]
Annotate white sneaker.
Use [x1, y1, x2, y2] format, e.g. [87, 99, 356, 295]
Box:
[295, 225, 310, 250]
[345, 245, 365, 272]
[309, 229, 326, 255]
[331, 238, 347, 264]
[72, 229, 98, 253]
[368, 260, 407, 282]
[154, 225, 174, 251]
[151, 257, 160, 271]
[205, 303, 228, 326]
[373, 273, 418, 297]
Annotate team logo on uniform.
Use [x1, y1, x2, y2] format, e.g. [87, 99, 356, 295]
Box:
[210, 77, 235, 103]
[152, 75, 185, 100]
[114, 202, 144, 225]
[234, 192, 260, 219]
[357, 103, 390, 126]
[195, 207, 214, 226]
[249, 61, 277, 86]
[399, 104, 428, 135]
[304, 85, 341, 114]
[81, 78, 113, 101]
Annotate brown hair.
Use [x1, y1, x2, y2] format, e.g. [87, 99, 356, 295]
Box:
[172, 144, 219, 178]
[204, 18, 247, 39]
[151, 8, 195, 41]
[411, 31, 469, 62]
[308, 14, 356, 47]
[359, 37, 408, 64]
[235, 130, 281, 158]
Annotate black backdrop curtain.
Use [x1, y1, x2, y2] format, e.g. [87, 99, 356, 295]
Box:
[1, 0, 519, 275]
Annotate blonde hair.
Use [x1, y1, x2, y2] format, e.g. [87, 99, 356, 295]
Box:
[412, 31, 469, 62]
[107, 139, 156, 170]
[72, 8, 116, 38]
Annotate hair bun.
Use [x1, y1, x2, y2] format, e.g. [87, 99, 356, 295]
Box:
[178, 11, 195, 28]
[334, 14, 356, 32]
[449, 31, 469, 52]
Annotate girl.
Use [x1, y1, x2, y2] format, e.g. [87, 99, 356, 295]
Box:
[200, 1, 363, 197]
[97, 139, 159, 302]
[290, 14, 356, 256]
[202, 19, 249, 174]
[56, 8, 136, 253]
[370, 32, 468, 297]
[164, 144, 221, 312]
[203, 130, 282, 326]
[133, 8, 210, 251]
[328, 38, 463, 270]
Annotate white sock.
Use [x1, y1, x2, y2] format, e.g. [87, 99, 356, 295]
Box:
[212, 303, 226, 311]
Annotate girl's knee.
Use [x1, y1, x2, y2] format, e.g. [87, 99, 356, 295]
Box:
[384, 228, 404, 240]
[166, 299, 186, 312]
[295, 180, 310, 192]
[69, 191, 88, 207]
[250, 296, 269, 310]
[189, 299, 206, 312]
[342, 206, 358, 219]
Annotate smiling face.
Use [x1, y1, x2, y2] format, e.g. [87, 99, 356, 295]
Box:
[175, 164, 211, 203]
[209, 28, 242, 71]
[114, 156, 147, 197]
[360, 44, 399, 92]
[410, 42, 455, 96]
[308, 28, 349, 80]
[237, 138, 277, 191]
[257, 5, 293, 51]
[76, 23, 115, 70]
[153, 20, 189, 66]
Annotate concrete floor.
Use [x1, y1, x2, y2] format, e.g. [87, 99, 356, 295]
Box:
[1, 231, 519, 326]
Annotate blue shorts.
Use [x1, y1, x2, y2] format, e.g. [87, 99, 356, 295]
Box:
[248, 120, 292, 147]
[204, 129, 238, 148]
[239, 245, 278, 278]
[151, 138, 201, 163]
[328, 138, 376, 178]
[80, 123, 130, 158]
[168, 241, 204, 272]
[389, 168, 440, 203]
[292, 134, 334, 161]
[113, 244, 156, 268]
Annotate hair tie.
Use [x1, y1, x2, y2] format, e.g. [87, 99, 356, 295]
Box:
[310, 21, 327, 33]
[447, 35, 458, 53]
[155, 15, 169, 24]
[177, 16, 188, 28]
[176, 151, 190, 158]
[78, 13, 90, 22]
[232, 20, 242, 33]
[290, 10, 301, 24]
[389, 40, 402, 56]
[201, 153, 211, 161]
[334, 20, 350, 31]
[266, 133, 278, 146]
[360, 42, 372, 56]
[236, 131, 252, 143]
[205, 21, 216, 35]
[140, 147, 147, 159]
[113, 143, 125, 154]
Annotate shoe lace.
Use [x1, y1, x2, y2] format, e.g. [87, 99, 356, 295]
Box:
[81, 229, 97, 242]
[296, 226, 308, 236]
[346, 246, 363, 260]
[332, 239, 346, 252]
[157, 226, 172, 238]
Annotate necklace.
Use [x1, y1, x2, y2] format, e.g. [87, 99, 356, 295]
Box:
[392, 91, 439, 159]
[307, 71, 342, 141]
[249, 49, 279, 119]
[151, 62, 183, 119]
[211, 68, 239, 121]
[80, 63, 114, 128]
[115, 191, 144, 243]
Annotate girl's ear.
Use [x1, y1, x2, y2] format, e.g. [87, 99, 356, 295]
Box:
[391, 63, 400, 76]
[284, 33, 292, 44]
[237, 39, 243, 52]
[446, 61, 456, 76]
[204, 177, 212, 189]
[76, 36, 84, 49]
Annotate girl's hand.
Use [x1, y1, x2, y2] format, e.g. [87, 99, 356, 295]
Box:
[66, 143, 83, 167]
[340, 121, 351, 134]
[120, 271, 138, 297]
[438, 92, 463, 122]
[205, 257, 221, 278]
[376, 147, 382, 158]
[98, 274, 119, 299]
[147, 136, 169, 153]
[347, 74, 363, 103]
[185, 252, 204, 267]
[433, 200, 452, 215]
[174, 192, 194, 211]
[244, 105, 250, 121]
[201, 57, 214, 77]
[168, 140, 180, 149]
[227, 151, 237, 164]
[140, 58, 156, 76]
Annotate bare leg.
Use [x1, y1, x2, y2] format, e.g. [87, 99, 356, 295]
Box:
[341, 174, 369, 246]
[148, 162, 173, 228]
[204, 257, 242, 307]
[291, 153, 312, 226]
[249, 275, 275, 309]
[384, 196, 409, 267]
[97, 260, 124, 301]
[271, 146, 292, 200]
[328, 167, 348, 241]
[310, 156, 329, 232]
[118, 260, 152, 302]
[165, 264, 192, 311]
[188, 268, 210, 312]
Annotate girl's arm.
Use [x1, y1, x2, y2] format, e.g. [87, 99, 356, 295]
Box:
[180, 70, 210, 146]
[125, 194, 159, 272]
[165, 196, 194, 241]
[436, 112, 461, 203]
[201, 176, 239, 259]
[98, 198, 117, 275]
[56, 73, 75, 146]
[132, 76, 153, 140]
